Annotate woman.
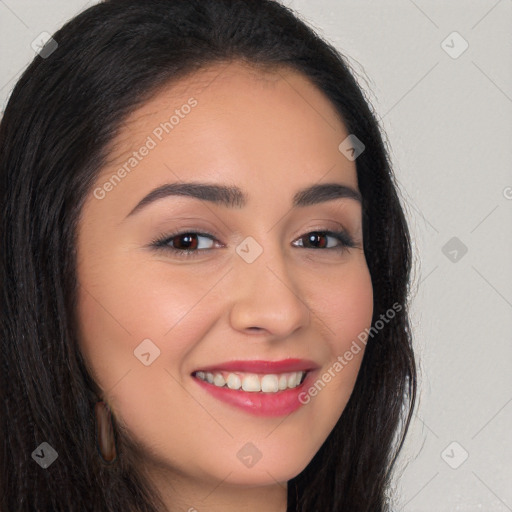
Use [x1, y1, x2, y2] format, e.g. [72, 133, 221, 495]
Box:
[0, 1, 416, 511]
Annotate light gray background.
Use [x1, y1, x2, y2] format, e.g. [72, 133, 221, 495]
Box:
[1, 1, 511, 511]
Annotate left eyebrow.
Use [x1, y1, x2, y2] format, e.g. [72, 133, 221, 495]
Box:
[125, 181, 362, 218]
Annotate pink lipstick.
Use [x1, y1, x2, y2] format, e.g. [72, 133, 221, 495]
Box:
[191, 358, 319, 417]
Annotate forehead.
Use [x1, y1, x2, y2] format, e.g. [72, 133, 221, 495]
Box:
[103, 60, 351, 170]
[91, 59, 359, 218]
[119, 60, 342, 127]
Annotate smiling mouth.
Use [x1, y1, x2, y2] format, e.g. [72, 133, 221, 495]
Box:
[192, 370, 309, 393]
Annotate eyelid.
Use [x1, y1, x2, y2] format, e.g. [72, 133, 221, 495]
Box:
[149, 228, 222, 251]
[149, 224, 358, 258]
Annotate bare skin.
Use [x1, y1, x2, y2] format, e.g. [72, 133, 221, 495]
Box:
[76, 60, 373, 512]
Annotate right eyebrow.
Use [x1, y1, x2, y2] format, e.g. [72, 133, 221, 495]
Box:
[125, 181, 362, 219]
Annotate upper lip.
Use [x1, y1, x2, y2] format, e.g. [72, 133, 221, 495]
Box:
[192, 358, 320, 374]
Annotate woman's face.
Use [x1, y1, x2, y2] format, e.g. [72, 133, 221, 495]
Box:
[76, 61, 373, 499]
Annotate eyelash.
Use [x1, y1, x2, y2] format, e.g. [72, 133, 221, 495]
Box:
[149, 228, 357, 259]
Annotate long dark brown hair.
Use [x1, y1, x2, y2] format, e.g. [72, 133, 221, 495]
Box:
[0, 1, 416, 510]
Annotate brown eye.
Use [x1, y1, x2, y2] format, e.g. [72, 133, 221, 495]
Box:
[170, 233, 199, 251]
[301, 232, 329, 249]
[294, 230, 355, 251]
[150, 230, 219, 258]
[150, 229, 355, 259]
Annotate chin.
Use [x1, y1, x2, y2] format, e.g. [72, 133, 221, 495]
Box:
[200, 447, 315, 487]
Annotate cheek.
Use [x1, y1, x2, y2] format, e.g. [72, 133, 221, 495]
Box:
[336, 267, 373, 347]
[299, 258, 373, 422]
[75, 258, 221, 455]
[311, 257, 374, 352]
[76, 255, 222, 392]
[330, 261, 373, 390]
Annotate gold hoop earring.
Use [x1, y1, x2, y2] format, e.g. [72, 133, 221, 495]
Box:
[94, 401, 117, 463]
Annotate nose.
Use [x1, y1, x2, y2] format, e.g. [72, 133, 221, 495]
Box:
[228, 243, 311, 338]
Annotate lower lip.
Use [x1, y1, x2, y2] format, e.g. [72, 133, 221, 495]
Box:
[192, 371, 316, 417]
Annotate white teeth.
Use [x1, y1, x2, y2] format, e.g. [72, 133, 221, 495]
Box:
[213, 374, 226, 387]
[226, 373, 242, 390]
[242, 374, 261, 392]
[278, 374, 288, 390]
[261, 374, 279, 393]
[195, 370, 306, 392]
